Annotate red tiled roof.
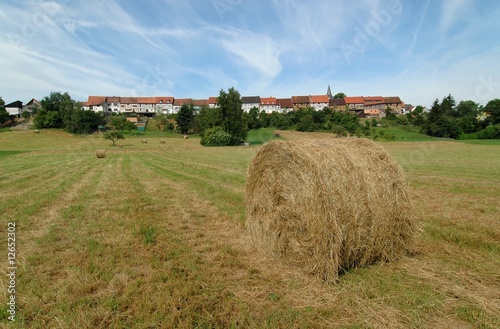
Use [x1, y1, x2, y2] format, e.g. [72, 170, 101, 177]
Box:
[208, 97, 218, 104]
[174, 98, 192, 106]
[260, 97, 277, 105]
[292, 96, 310, 104]
[363, 96, 384, 103]
[192, 99, 209, 106]
[344, 96, 365, 104]
[86, 96, 106, 106]
[106, 97, 120, 103]
[137, 97, 157, 104]
[119, 97, 138, 104]
[277, 98, 293, 108]
[309, 95, 329, 103]
[155, 96, 174, 104]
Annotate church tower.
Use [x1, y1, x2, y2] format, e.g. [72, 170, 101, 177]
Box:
[327, 85, 333, 99]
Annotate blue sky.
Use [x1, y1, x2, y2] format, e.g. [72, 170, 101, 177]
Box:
[1, 0, 499, 107]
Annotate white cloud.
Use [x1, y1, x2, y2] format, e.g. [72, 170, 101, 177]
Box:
[440, 0, 475, 33]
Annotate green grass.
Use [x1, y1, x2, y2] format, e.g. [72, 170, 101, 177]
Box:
[0, 129, 498, 328]
[246, 128, 282, 145]
[0, 150, 28, 159]
[373, 125, 437, 141]
[457, 139, 500, 145]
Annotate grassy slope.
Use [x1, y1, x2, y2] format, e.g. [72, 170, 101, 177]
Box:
[0, 130, 498, 328]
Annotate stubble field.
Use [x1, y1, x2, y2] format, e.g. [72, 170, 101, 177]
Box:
[0, 129, 498, 328]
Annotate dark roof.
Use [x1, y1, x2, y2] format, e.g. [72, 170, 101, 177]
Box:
[329, 98, 346, 106]
[383, 96, 402, 103]
[241, 96, 260, 104]
[291, 96, 310, 104]
[5, 101, 23, 108]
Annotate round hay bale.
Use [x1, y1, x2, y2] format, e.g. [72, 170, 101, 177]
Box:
[95, 149, 106, 159]
[160, 139, 166, 144]
[183, 135, 189, 139]
[141, 139, 147, 144]
[245, 138, 416, 283]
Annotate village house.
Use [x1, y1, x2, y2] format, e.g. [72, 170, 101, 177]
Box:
[5, 101, 24, 117]
[172, 98, 192, 113]
[208, 97, 218, 108]
[259, 97, 280, 113]
[277, 98, 293, 112]
[23, 98, 41, 114]
[309, 95, 330, 111]
[291, 95, 311, 110]
[241, 96, 260, 113]
[329, 98, 347, 111]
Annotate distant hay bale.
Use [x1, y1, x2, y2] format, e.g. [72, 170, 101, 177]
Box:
[245, 138, 416, 283]
[160, 140, 166, 144]
[34, 129, 40, 133]
[141, 139, 147, 144]
[183, 135, 188, 139]
[95, 149, 106, 159]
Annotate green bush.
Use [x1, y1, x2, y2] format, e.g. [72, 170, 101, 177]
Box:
[383, 132, 396, 140]
[458, 124, 500, 140]
[200, 126, 233, 146]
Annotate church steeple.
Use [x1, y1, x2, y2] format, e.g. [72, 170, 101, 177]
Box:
[327, 85, 333, 99]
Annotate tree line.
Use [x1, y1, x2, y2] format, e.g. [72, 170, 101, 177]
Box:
[401, 95, 500, 139]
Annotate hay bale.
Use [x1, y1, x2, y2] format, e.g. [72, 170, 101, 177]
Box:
[245, 138, 416, 283]
[160, 139, 166, 144]
[141, 139, 147, 144]
[183, 135, 188, 139]
[34, 129, 40, 133]
[95, 149, 106, 159]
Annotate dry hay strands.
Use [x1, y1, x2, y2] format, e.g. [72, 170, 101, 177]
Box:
[160, 139, 166, 144]
[245, 138, 416, 283]
[141, 139, 148, 144]
[95, 149, 106, 159]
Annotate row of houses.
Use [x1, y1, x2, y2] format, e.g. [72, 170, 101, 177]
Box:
[81, 93, 407, 118]
[2, 89, 407, 119]
[2, 99, 41, 117]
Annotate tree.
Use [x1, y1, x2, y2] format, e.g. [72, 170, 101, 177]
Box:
[104, 131, 125, 146]
[0, 98, 9, 125]
[200, 126, 232, 146]
[154, 114, 169, 135]
[107, 115, 127, 131]
[37, 92, 74, 129]
[217, 87, 246, 145]
[333, 92, 346, 99]
[483, 99, 500, 125]
[67, 105, 105, 134]
[193, 107, 222, 135]
[247, 106, 261, 129]
[177, 103, 194, 134]
[123, 120, 137, 133]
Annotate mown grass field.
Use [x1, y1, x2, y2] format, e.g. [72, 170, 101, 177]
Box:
[0, 129, 499, 328]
